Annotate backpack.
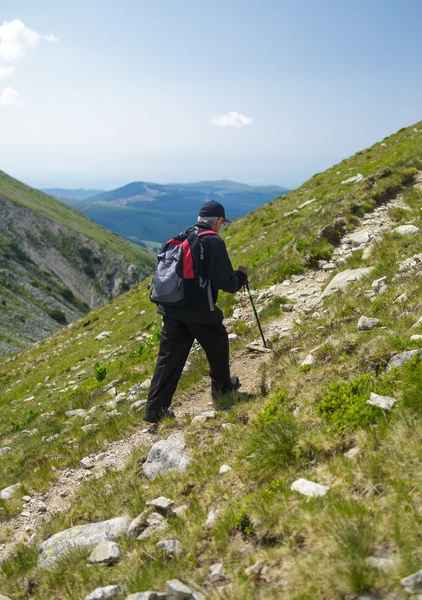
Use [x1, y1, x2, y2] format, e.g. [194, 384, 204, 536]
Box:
[150, 227, 218, 307]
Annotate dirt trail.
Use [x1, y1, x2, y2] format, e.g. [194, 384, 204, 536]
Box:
[0, 187, 410, 563]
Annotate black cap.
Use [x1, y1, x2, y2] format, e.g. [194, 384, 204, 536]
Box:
[199, 200, 231, 223]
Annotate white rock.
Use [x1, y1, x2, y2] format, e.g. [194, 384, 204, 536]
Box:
[401, 569, 422, 593]
[0, 447, 12, 456]
[23, 396, 35, 402]
[341, 173, 364, 184]
[0, 483, 22, 500]
[95, 331, 112, 341]
[319, 267, 373, 300]
[126, 593, 166, 600]
[411, 334, 422, 341]
[221, 423, 235, 430]
[131, 400, 147, 412]
[301, 353, 314, 367]
[344, 447, 360, 459]
[394, 224, 420, 235]
[228, 333, 238, 342]
[219, 464, 232, 474]
[166, 579, 192, 600]
[371, 276, 387, 291]
[358, 316, 381, 331]
[148, 497, 175, 513]
[365, 556, 396, 571]
[139, 379, 151, 391]
[156, 539, 182, 556]
[349, 231, 370, 246]
[88, 540, 120, 565]
[191, 410, 216, 424]
[298, 198, 316, 209]
[245, 562, 264, 576]
[66, 409, 87, 418]
[142, 433, 190, 480]
[290, 478, 329, 497]
[387, 349, 422, 371]
[209, 562, 225, 581]
[412, 316, 422, 329]
[205, 509, 219, 528]
[85, 585, 124, 600]
[81, 424, 100, 433]
[80, 457, 95, 469]
[366, 392, 396, 410]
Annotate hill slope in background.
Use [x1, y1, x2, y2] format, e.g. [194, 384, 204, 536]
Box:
[53, 180, 289, 244]
[1, 122, 422, 599]
[0, 171, 155, 355]
[41, 189, 104, 201]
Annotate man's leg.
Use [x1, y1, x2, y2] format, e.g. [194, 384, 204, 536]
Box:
[143, 317, 194, 423]
[186, 320, 233, 393]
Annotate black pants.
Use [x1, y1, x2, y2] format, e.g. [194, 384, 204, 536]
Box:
[144, 317, 231, 421]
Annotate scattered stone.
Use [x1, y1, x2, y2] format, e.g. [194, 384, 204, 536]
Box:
[126, 593, 166, 600]
[38, 516, 131, 568]
[319, 267, 373, 300]
[81, 457, 95, 469]
[209, 562, 225, 581]
[95, 331, 112, 341]
[245, 562, 264, 576]
[0, 447, 12, 457]
[281, 303, 295, 312]
[291, 478, 329, 497]
[137, 513, 167, 540]
[126, 510, 150, 538]
[107, 387, 117, 397]
[82, 424, 100, 433]
[192, 411, 216, 424]
[142, 433, 190, 480]
[156, 539, 182, 556]
[0, 483, 22, 500]
[358, 316, 381, 331]
[284, 209, 299, 217]
[386, 349, 422, 372]
[401, 569, 422, 593]
[139, 379, 152, 391]
[366, 392, 397, 410]
[205, 509, 219, 528]
[148, 497, 175, 515]
[362, 245, 374, 260]
[65, 409, 87, 418]
[411, 334, 422, 341]
[322, 262, 336, 270]
[88, 540, 121, 565]
[412, 316, 422, 329]
[166, 579, 192, 600]
[221, 423, 235, 430]
[219, 464, 232, 474]
[131, 400, 147, 412]
[371, 276, 387, 291]
[394, 224, 420, 235]
[85, 585, 124, 600]
[399, 253, 422, 273]
[23, 396, 35, 402]
[365, 556, 396, 571]
[341, 173, 364, 184]
[349, 230, 370, 246]
[228, 333, 238, 342]
[0, 594, 12, 600]
[246, 341, 272, 353]
[300, 353, 314, 367]
[298, 198, 316, 209]
[22, 495, 31, 502]
[344, 447, 360, 459]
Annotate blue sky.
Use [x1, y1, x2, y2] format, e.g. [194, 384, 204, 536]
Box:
[1, 0, 421, 190]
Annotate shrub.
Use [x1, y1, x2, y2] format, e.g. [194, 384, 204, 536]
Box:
[48, 309, 67, 324]
[79, 247, 93, 262]
[83, 265, 95, 278]
[60, 288, 74, 302]
[318, 374, 393, 434]
[94, 362, 107, 383]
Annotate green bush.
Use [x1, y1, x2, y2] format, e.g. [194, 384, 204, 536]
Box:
[79, 247, 93, 262]
[318, 374, 393, 434]
[47, 309, 67, 324]
[60, 288, 74, 302]
[83, 265, 95, 278]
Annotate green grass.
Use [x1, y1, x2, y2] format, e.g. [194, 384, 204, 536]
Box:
[1, 121, 422, 599]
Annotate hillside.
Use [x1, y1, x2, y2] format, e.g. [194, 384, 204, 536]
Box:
[0, 171, 155, 355]
[41, 189, 105, 202]
[0, 121, 422, 600]
[54, 180, 289, 245]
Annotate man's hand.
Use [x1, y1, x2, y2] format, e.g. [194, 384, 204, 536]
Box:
[238, 265, 249, 276]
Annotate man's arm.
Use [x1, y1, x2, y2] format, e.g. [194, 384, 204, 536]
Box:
[206, 236, 248, 293]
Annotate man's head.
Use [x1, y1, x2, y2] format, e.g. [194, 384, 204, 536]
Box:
[197, 200, 231, 233]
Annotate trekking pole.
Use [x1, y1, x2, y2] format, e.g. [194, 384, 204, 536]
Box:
[244, 280, 267, 348]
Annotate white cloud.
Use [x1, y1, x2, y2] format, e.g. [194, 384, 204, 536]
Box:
[210, 111, 253, 128]
[44, 34, 60, 43]
[0, 86, 26, 107]
[0, 65, 15, 78]
[0, 19, 41, 62]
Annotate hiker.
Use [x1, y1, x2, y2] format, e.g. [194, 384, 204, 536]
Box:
[143, 200, 249, 424]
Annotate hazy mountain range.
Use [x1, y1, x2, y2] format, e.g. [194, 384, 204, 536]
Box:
[42, 180, 289, 247]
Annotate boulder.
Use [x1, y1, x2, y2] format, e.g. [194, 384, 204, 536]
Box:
[366, 392, 396, 410]
[394, 224, 420, 235]
[386, 349, 422, 372]
[95, 331, 112, 341]
[318, 217, 346, 245]
[0, 594, 12, 600]
[131, 400, 147, 412]
[357, 316, 381, 331]
[341, 173, 364, 184]
[88, 540, 120, 565]
[290, 478, 329, 497]
[319, 267, 373, 300]
[219, 465, 232, 474]
[142, 433, 190, 480]
[0, 483, 21, 500]
[85, 586, 124, 600]
[166, 579, 192, 600]
[147, 497, 175, 515]
[156, 539, 182, 556]
[349, 230, 370, 246]
[38, 516, 131, 568]
[81, 457, 95, 469]
[401, 569, 422, 593]
[205, 508, 219, 528]
[245, 562, 264, 576]
[412, 316, 422, 329]
[137, 513, 167, 540]
[209, 562, 225, 581]
[0, 447, 12, 457]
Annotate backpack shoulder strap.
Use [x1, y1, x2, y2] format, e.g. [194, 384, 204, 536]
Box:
[197, 231, 219, 238]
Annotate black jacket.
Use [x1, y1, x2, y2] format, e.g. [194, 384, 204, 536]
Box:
[157, 222, 247, 323]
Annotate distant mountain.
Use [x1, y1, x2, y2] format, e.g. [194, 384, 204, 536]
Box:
[41, 188, 105, 201]
[0, 172, 155, 355]
[55, 180, 289, 244]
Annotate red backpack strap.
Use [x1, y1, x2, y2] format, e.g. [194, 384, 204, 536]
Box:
[197, 231, 219, 238]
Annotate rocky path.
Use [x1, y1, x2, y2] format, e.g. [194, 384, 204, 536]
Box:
[0, 187, 411, 564]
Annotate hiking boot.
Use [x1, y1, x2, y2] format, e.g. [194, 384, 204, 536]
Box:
[211, 376, 241, 398]
[143, 407, 176, 424]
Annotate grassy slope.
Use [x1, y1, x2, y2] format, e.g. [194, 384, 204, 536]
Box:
[0, 122, 422, 598]
[0, 171, 154, 267]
